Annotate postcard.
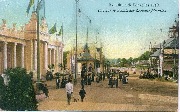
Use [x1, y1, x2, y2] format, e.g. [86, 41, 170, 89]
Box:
[0, 0, 179, 111]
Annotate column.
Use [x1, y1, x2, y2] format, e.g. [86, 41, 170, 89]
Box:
[61, 48, 64, 64]
[49, 48, 51, 65]
[59, 47, 62, 64]
[34, 40, 37, 70]
[30, 40, 33, 70]
[44, 42, 48, 69]
[21, 44, 24, 68]
[3, 42, 7, 70]
[56, 47, 59, 68]
[53, 49, 55, 65]
[60, 43, 64, 65]
[14, 42, 17, 67]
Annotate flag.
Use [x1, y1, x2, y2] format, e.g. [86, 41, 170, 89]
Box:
[36, 0, 45, 19]
[37, 0, 45, 11]
[57, 24, 64, 42]
[49, 23, 57, 34]
[57, 26, 62, 36]
[26, 0, 34, 14]
[58, 25, 63, 36]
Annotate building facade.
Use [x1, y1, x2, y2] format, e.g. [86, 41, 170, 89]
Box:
[150, 16, 179, 78]
[0, 12, 64, 79]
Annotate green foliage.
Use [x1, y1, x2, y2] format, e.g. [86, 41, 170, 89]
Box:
[63, 51, 70, 67]
[138, 51, 150, 60]
[133, 58, 139, 63]
[0, 75, 5, 108]
[0, 67, 37, 111]
[116, 58, 128, 67]
[127, 57, 133, 63]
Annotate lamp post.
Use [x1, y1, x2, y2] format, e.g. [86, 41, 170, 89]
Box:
[173, 18, 178, 79]
[74, 0, 79, 83]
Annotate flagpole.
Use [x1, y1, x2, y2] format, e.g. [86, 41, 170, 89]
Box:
[74, 0, 79, 82]
[62, 23, 64, 42]
[44, 0, 45, 18]
[37, 0, 40, 83]
[61, 23, 64, 75]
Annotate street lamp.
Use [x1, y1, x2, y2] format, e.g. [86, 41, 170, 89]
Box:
[74, 0, 79, 83]
[149, 42, 152, 69]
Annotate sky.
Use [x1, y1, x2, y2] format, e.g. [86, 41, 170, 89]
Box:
[0, 0, 179, 59]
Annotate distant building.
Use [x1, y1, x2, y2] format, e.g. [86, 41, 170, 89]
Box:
[0, 12, 64, 78]
[150, 37, 179, 77]
[67, 42, 104, 77]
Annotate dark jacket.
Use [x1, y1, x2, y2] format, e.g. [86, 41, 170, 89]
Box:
[79, 89, 86, 97]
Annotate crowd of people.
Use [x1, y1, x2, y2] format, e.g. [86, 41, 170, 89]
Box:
[39, 65, 130, 105]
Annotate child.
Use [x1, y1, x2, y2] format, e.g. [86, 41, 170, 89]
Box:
[79, 87, 86, 102]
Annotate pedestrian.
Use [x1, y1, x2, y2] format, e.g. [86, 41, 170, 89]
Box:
[64, 77, 67, 84]
[61, 77, 65, 88]
[103, 73, 105, 81]
[79, 87, 86, 102]
[88, 76, 91, 85]
[116, 76, 118, 88]
[96, 76, 99, 83]
[91, 72, 94, 82]
[43, 84, 49, 98]
[65, 79, 73, 105]
[100, 72, 103, 81]
[111, 78, 116, 88]
[81, 78, 85, 89]
[125, 75, 128, 84]
[56, 78, 60, 89]
[122, 75, 125, 84]
[108, 76, 112, 86]
[84, 75, 87, 85]
[119, 72, 122, 81]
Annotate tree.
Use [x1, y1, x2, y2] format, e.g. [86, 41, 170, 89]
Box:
[0, 67, 37, 111]
[127, 57, 133, 66]
[116, 58, 121, 67]
[139, 51, 150, 60]
[133, 58, 139, 63]
[63, 51, 70, 69]
[0, 75, 5, 108]
[121, 58, 128, 67]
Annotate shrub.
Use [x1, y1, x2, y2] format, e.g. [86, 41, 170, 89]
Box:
[0, 75, 5, 108]
[0, 67, 37, 111]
